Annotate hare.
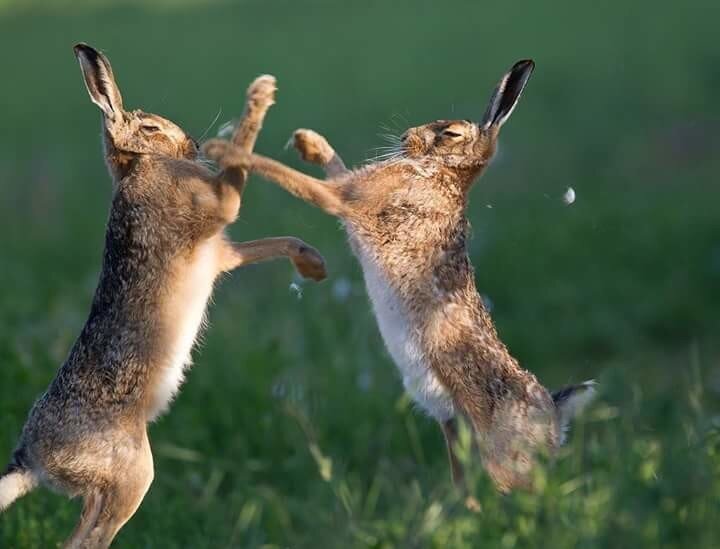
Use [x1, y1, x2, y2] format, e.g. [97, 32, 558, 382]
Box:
[203, 60, 595, 495]
[0, 43, 326, 548]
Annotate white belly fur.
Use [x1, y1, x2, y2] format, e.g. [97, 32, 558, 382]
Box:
[354, 241, 455, 422]
[148, 240, 218, 420]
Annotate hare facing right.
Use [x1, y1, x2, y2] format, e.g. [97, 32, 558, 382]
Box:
[0, 44, 325, 549]
[203, 60, 596, 495]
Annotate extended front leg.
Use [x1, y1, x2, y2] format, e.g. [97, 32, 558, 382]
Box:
[203, 140, 346, 217]
[219, 74, 277, 194]
[221, 237, 327, 281]
[251, 153, 347, 216]
[233, 75, 276, 153]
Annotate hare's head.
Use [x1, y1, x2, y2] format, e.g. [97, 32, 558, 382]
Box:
[74, 44, 198, 174]
[399, 60, 534, 172]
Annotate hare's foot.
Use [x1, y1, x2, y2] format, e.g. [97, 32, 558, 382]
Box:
[290, 242, 327, 281]
[293, 129, 348, 177]
[293, 129, 336, 166]
[244, 75, 277, 117]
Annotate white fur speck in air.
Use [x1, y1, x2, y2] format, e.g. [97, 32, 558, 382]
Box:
[289, 282, 303, 300]
[563, 187, 576, 205]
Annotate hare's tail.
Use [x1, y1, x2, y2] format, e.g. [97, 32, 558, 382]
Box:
[552, 380, 597, 444]
[0, 457, 38, 512]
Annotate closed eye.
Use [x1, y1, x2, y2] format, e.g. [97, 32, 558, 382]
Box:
[141, 124, 161, 133]
[442, 130, 463, 138]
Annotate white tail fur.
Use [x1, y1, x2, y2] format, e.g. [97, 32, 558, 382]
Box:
[553, 380, 597, 444]
[0, 469, 37, 512]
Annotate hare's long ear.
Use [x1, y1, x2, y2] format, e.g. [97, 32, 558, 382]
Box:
[74, 43, 124, 121]
[480, 59, 534, 131]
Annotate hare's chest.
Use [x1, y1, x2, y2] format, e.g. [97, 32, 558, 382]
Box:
[354, 241, 455, 422]
[148, 240, 219, 420]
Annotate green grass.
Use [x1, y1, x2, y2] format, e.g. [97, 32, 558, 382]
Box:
[1, 0, 719, 547]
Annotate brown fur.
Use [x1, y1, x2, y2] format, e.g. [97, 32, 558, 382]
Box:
[0, 44, 325, 548]
[204, 60, 594, 495]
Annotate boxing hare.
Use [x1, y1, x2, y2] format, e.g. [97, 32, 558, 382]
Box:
[0, 43, 325, 548]
[203, 60, 595, 495]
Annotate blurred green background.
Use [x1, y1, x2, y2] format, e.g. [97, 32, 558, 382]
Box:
[1, 1, 719, 547]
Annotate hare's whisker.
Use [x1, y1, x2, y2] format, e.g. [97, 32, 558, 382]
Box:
[197, 107, 223, 142]
[378, 133, 402, 145]
[371, 145, 401, 155]
[389, 112, 409, 128]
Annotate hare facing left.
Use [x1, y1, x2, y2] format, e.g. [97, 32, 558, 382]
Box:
[203, 61, 595, 497]
[0, 43, 325, 549]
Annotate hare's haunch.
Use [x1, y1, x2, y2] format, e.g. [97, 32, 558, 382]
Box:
[0, 44, 325, 549]
[204, 60, 595, 495]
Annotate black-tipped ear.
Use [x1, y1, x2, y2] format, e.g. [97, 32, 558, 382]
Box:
[74, 43, 124, 121]
[480, 59, 534, 130]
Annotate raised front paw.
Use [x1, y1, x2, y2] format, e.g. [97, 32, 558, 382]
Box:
[292, 243, 327, 282]
[246, 74, 277, 114]
[201, 138, 230, 161]
[201, 139, 252, 170]
[293, 129, 335, 166]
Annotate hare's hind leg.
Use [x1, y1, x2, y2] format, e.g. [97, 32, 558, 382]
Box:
[440, 419, 482, 512]
[64, 435, 154, 549]
[64, 482, 149, 549]
[440, 418, 465, 487]
[64, 490, 103, 548]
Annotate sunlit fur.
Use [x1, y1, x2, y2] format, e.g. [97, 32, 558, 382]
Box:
[203, 59, 595, 496]
[102, 110, 199, 181]
[400, 119, 496, 169]
[110, 110, 198, 158]
[0, 44, 326, 549]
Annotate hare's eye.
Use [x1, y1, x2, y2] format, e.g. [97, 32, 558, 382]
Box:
[141, 124, 161, 133]
[442, 130, 463, 138]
